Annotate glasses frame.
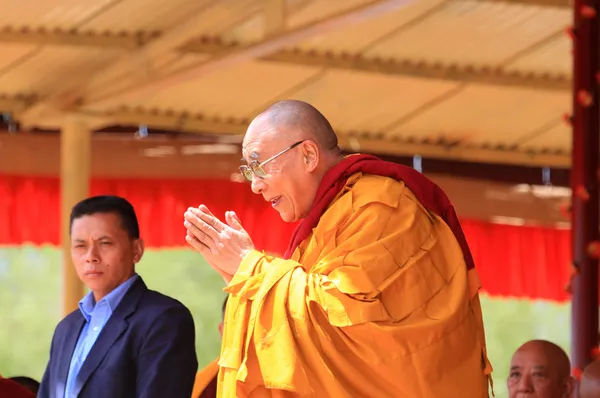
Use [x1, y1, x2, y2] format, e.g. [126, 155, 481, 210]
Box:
[239, 140, 306, 182]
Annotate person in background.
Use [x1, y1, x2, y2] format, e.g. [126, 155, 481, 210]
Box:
[184, 100, 492, 397]
[39, 195, 198, 398]
[192, 296, 228, 398]
[8, 376, 39, 394]
[507, 339, 573, 398]
[580, 359, 600, 398]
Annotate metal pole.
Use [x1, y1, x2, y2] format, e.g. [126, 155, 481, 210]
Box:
[570, 0, 600, 392]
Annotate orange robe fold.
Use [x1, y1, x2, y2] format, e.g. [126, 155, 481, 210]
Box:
[219, 173, 492, 397]
[192, 358, 219, 398]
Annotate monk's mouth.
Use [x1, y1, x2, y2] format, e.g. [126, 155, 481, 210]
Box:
[271, 196, 282, 207]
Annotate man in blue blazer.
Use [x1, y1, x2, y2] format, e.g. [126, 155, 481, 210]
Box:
[39, 195, 198, 398]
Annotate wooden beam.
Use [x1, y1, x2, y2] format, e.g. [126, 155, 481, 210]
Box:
[82, 0, 263, 93]
[17, 0, 263, 128]
[0, 27, 147, 50]
[102, 109, 247, 135]
[94, 109, 570, 167]
[338, 136, 570, 167]
[82, 0, 414, 108]
[475, 0, 569, 6]
[0, 96, 32, 114]
[185, 41, 571, 91]
[265, 0, 287, 36]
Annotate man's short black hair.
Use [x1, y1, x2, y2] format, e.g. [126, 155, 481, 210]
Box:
[70, 195, 140, 239]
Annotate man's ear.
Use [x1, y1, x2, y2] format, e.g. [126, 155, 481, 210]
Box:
[300, 140, 320, 172]
[133, 239, 145, 264]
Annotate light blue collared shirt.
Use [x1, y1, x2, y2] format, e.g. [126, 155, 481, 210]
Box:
[63, 274, 139, 398]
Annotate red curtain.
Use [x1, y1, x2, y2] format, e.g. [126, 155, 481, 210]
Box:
[0, 174, 571, 302]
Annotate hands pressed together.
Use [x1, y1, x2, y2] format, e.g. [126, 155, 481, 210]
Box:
[184, 205, 255, 283]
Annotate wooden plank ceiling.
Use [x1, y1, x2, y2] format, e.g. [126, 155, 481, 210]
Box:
[0, 0, 572, 167]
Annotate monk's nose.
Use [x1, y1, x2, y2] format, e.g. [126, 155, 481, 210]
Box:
[251, 177, 265, 194]
[517, 375, 533, 392]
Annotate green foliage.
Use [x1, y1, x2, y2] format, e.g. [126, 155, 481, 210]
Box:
[0, 246, 61, 380]
[0, 245, 572, 398]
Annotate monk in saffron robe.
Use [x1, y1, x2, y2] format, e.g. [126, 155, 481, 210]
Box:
[192, 296, 228, 398]
[581, 359, 600, 398]
[507, 340, 573, 398]
[183, 100, 493, 397]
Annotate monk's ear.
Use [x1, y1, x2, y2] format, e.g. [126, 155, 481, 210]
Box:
[563, 376, 574, 396]
[300, 140, 319, 172]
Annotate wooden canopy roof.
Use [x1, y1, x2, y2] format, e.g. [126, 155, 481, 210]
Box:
[0, 0, 572, 168]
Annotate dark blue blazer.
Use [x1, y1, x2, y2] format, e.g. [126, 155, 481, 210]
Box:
[38, 277, 198, 398]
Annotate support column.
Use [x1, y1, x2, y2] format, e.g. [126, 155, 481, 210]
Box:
[570, 0, 600, 390]
[60, 115, 91, 316]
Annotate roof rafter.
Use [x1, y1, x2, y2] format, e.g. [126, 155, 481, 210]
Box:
[0, 27, 152, 50]
[16, 0, 264, 128]
[185, 40, 570, 91]
[80, 0, 419, 108]
[88, 108, 570, 167]
[0, 96, 36, 114]
[0, 28, 571, 97]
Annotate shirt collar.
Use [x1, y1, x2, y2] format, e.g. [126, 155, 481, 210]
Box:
[78, 273, 139, 322]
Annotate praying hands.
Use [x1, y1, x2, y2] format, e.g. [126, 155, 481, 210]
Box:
[183, 205, 255, 283]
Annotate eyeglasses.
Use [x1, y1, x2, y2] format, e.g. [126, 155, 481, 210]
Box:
[239, 140, 306, 182]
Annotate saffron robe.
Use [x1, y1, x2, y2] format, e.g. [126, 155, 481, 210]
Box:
[192, 358, 219, 398]
[219, 169, 492, 397]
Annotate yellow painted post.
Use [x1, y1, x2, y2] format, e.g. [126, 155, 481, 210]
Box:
[60, 115, 91, 316]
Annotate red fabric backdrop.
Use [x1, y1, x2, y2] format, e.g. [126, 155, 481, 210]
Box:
[0, 174, 571, 302]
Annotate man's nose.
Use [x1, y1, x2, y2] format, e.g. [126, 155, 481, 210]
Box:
[251, 177, 265, 194]
[85, 245, 100, 263]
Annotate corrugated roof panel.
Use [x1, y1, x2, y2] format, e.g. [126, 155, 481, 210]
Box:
[287, 0, 375, 29]
[0, 0, 118, 29]
[520, 122, 571, 151]
[282, 69, 459, 132]
[0, 47, 121, 95]
[0, 43, 39, 74]
[99, 61, 321, 118]
[365, 1, 569, 68]
[294, 0, 445, 54]
[79, 0, 259, 35]
[505, 35, 570, 76]
[390, 84, 569, 146]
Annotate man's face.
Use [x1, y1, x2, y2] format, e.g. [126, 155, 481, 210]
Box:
[242, 122, 316, 223]
[71, 212, 144, 301]
[507, 345, 569, 398]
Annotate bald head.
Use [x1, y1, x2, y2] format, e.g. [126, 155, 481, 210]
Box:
[241, 100, 344, 222]
[518, 340, 571, 377]
[247, 100, 339, 152]
[581, 359, 600, 398]
[508, 340, 572, 398]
